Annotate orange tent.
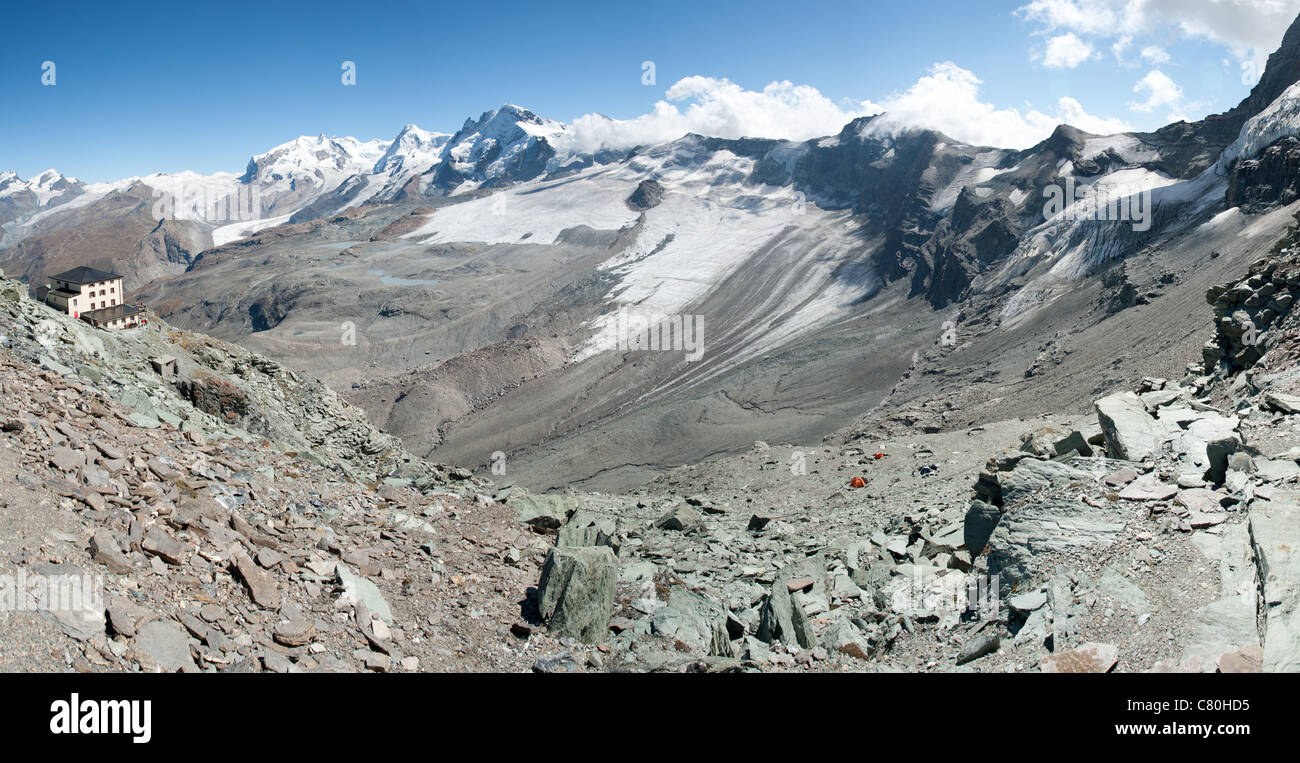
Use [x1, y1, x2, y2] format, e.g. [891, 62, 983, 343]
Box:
[849, 476, 866, 488]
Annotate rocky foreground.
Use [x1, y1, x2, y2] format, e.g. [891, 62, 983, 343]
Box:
[0, 272, 566, 672]
[0, 240, 1297, 673]
[506, 245, 1300, 673]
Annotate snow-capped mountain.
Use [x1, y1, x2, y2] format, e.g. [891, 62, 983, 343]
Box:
[0, 169, 87, 229]
[373, 124, 450, 176]
[0, 104, 576, 258]
[0, 168, 85, 206]
[425, 104, 566, 193]
[237, 134, 390, 215]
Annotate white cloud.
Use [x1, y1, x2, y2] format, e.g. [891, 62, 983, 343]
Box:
[1111, 34, 1133, 62]
[1129, 69, 1188, 120]
[865, 63, 1130, 149]
[1019, 0, 1300, 72]
[557, 77, 880, 155]
[1057, 95, 1135, 135]
[1043, 32, 1097, 68]
[1140, 45, 1171, 64]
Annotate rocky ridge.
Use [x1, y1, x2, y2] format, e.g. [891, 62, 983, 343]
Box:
[0, 272, 586, 673]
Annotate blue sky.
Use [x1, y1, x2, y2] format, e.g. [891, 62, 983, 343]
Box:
[2, 0, 1297, 182]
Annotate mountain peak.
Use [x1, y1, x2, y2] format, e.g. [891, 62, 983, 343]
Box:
[373, 124, 451, 176]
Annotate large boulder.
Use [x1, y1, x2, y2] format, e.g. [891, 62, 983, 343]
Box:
[557, 509, 618, 551]
[981, 459, 1127, 590]
[648, 588, 736, 657]
[1177, 411, 1241, 482]
[1020, 427, 1092, 458]
[1095, 392, 1168, 461]
[537, 546, 618, 644]
[963, 500, 1002, 557]
[757, 562, 821, 649]
[508, 490, 573, 530]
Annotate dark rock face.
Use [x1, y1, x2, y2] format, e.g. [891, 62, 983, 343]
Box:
[179, 376, 252, 425]
[911, 190, 1023, 307]
[1227, 136, 1300, 211]
[423, 105, 560, 194]
[626, 179, 665, 211]
[1099, 262, 1139, 315]
[1203, 248, 1299, 375]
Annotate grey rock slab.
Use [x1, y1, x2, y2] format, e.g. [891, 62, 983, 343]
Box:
[1039, 642, 1118, 673]
[1096, 565, 1151, 612]
[1248, 490, 1300, 672]
[985, 497, 1126, 590]
[234, 552, 282, 611]
[1176, 488, 1229, 514]
[141, 526, 187, 566]
[507, 491, 571, 530]
[956, 632, 1001, 665]
[1263, 392, 1300, 414]
[89, 528, 134, 574]
[1140, 389, 1186, 410]
[557, 509, 618, 550]
[654, 504, 705, 534]
[963, 500, 1002, 556]
[39, 355, 75, 376]
[336, 564, 392, 624]
[48, 446, 85, 473]
[1096, 392, 1171, 462]
[821, 620, 871, 661]
[1118, 477, 1177, 502]
[1008, 590, 1048, 613]
[1189, 512, 1228, 529]
[1014, 608, 1050, 647]
[1103, 468, 1139, 487]
[998, 458, 1093, 504]
[105, 595, 154, 638]
[648, 587, 735, 657]
[757, 562, 821, 649]
[1255, 459, 1300, 482]
[133, 620, 196, 673]
[1180, 523, 1259, 672]
[537, 546, 617, 644]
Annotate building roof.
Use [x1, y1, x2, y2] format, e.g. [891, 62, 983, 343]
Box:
[47, 288, 81, 300]
[80, 303, 143, 323]
[49, 266, 123, 285]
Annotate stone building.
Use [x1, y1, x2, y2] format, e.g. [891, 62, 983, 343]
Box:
[44, 266, 146, 329]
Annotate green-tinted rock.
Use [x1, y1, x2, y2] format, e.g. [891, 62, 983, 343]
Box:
[537, 546, 617, 644]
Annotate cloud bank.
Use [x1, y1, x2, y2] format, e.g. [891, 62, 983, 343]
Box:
[560, 68, 1130, 157]
[555, 77, 882, 156]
